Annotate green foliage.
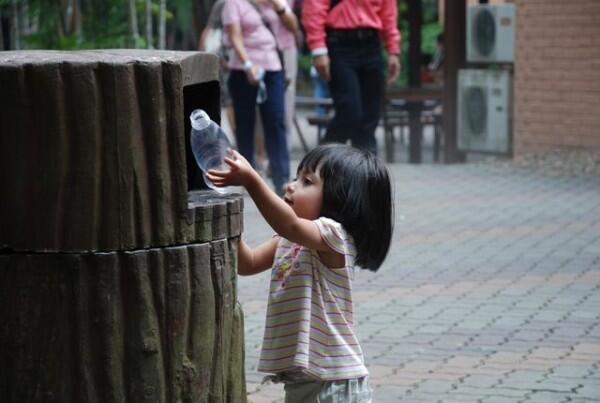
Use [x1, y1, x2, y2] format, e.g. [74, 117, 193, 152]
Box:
[169, 0, 192, 39]
[3, 0, 182, 50]
[17, 0, 132, 49]
[421, 21, 442, 56]
[395, 0, 441, 86]
[397, 1, 409, 86]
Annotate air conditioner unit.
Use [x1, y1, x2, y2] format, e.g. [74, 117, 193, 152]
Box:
[467, 4, 515, 63]
[458, 69, 511, 154]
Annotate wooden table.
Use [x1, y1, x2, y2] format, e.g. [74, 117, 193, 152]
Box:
[385, 85, 444, 102]
[384, 85, 444, 163]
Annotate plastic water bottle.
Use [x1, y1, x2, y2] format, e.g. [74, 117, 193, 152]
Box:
[189, 109, 233, 193]
[256, 67, 267, 104]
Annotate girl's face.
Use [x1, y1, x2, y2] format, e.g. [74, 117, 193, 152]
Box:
[283, 168, 323, 220]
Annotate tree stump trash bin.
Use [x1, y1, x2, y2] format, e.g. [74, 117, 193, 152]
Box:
[0, 50, 246, 402]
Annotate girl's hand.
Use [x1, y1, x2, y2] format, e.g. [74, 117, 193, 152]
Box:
[207, 149, 258, 188]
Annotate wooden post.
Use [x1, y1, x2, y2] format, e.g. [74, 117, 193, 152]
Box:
[407, 0, 423, 163]
[442, 0, 467, 163]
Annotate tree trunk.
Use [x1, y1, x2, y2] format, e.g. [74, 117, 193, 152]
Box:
[0, 11, 4, 50]
[63, 0, 81, 35]
[145, 0, 153, 49]
[129, 0, 140, 48]
[158, 0, 166, 49]
[10, 0, 19, 50]
[21, 0, 29, 36]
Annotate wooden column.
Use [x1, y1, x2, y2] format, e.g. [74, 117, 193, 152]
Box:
[407, 0, 423, 163]
[442, 0, 467, 163]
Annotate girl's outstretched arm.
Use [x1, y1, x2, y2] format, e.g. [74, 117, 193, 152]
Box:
[207, 151, 331, 252]
[238, 237, 278, 276]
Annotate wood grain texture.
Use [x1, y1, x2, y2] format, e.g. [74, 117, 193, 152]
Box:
[0, 241, 245, 403]
[0, 50, 227, 252]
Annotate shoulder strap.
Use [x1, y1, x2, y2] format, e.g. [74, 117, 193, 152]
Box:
[248, 0, 286, 69]
[248, 0, 278, 42]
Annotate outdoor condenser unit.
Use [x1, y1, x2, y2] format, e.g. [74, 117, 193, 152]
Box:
[457, 69, 511, 154]
[467, 4, 515, 63]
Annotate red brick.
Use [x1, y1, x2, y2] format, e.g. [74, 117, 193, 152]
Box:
[513, 0, 600, 155]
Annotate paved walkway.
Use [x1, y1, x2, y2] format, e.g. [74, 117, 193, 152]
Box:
[236, 159, 600, 403]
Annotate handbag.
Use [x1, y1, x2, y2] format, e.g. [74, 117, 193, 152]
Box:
[204, 28, 223, 55]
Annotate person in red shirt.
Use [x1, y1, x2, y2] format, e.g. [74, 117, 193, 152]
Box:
[302, 0, 401, 153]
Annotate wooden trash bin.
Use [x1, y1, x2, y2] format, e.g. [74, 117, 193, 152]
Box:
[0, 50, 246, 402]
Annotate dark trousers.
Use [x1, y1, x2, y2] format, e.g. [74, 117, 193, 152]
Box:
[324, 34, 384, 154]
[228, 69, 290, 192]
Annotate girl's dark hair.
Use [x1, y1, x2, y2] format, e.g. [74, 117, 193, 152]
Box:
[297, 144, 394, 271]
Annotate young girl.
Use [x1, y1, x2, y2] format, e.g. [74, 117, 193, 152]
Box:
[207, 144, 393, 402]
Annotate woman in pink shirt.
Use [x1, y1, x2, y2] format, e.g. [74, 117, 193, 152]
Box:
[302, 0, 401, 154]
[222, 0, 298, 195]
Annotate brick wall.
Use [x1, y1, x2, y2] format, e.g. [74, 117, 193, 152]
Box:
[514, 0, 600, 154]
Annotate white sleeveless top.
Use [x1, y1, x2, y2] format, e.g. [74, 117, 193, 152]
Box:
[258, 217, 368, 381]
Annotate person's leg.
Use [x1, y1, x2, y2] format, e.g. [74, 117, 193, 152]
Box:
[283, 46, 298, 137]
[354, 39, 384, 153]
[259, 70, 290, 194]
[254, 108, 268, 175]
[228, 70, 257, 166]
[324, 40, 362, 145]
[220, 69, 236, 136]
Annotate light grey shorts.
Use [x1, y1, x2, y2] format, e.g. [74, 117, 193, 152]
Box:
[264, 373, 373, 403]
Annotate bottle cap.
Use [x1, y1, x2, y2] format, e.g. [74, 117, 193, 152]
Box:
[190, 109, 211, 131]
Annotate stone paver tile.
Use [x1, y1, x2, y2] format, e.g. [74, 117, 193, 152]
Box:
[400, 359, 443, 374]
[441, 355, 483, 370]
[488, 387, 531, 398]
[486, 351, 526, 364]
[571, 382, 600, 399]
[412, 379, 455, 394]
[549, 364, 593, 378]
[513, 330, 546, 342]
[498, 370, 545, 390]
[536, 377, 581, 393]
[427, 371, 464, 382]
[367, 365, 395, 380]
[247, 382, 284, 402]
[460, 374, 502, 388]
[453, 320, 491, 331]
[469, 365, 513, 376]
[438, 394, 482, 403]
[374, 371, 423, 387]
[371, 384, 413, 400]
[480, 396, 526, 403]
[509, 358, 556, 372]
[571, 342, 600, 356]
[527, 347, 571, 361]
[521, 391, 571, 403]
